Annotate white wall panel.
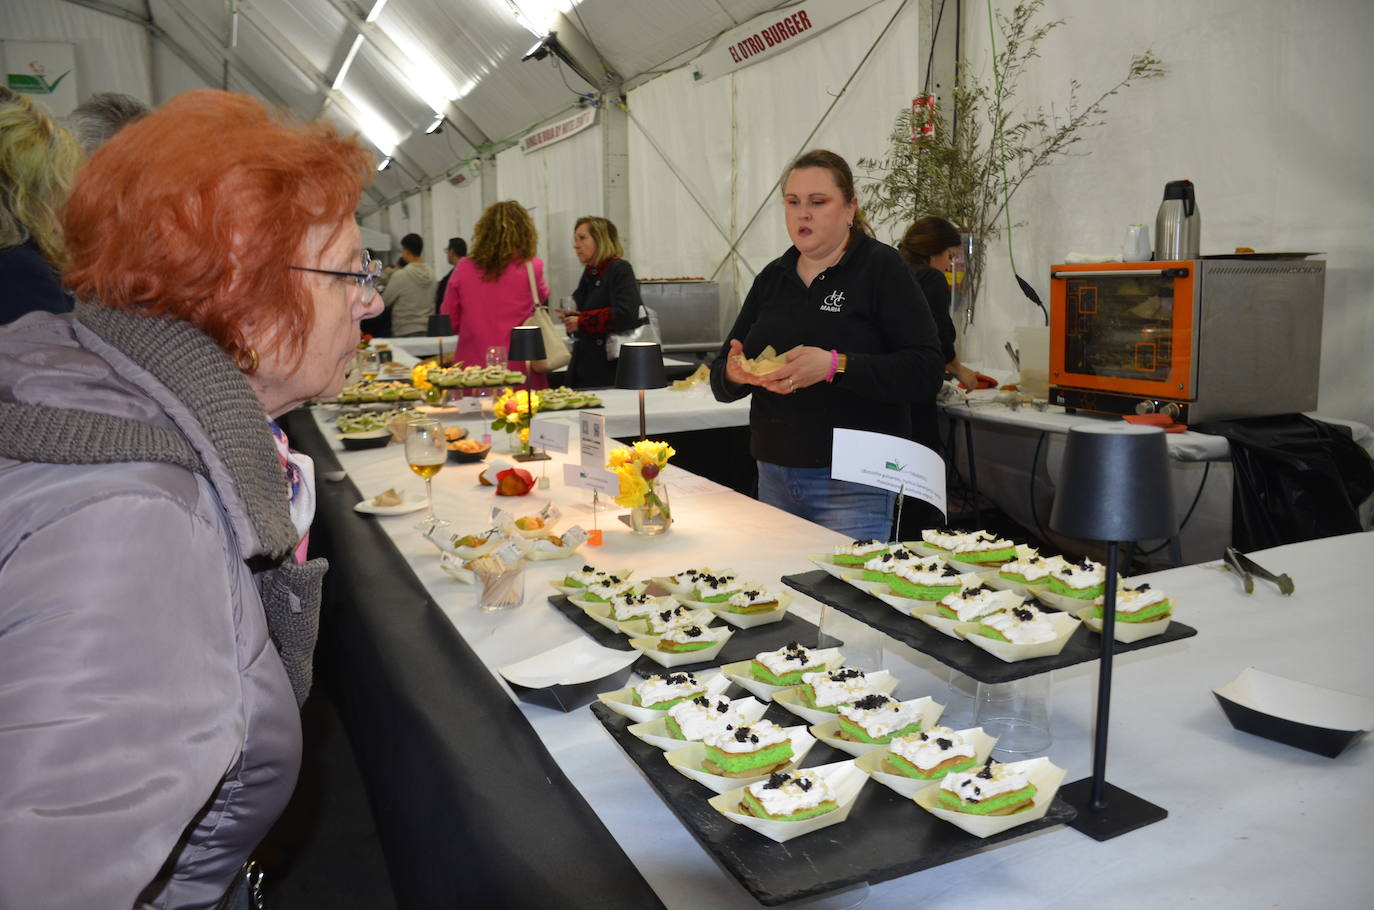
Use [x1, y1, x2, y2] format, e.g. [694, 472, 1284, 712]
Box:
[956, 0, 1374, 427]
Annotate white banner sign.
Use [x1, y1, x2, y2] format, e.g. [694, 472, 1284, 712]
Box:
[3, 41, 78, 117]
[521, 107, 597, 153]
[579, 411, 607, 467]
[530, 418, 570, 454]
[690, 0, 883, 84]
[830, 429, 946, 517]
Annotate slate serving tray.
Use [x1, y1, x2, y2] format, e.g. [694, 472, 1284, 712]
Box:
[783, 570, 1197, 685]
[591, 701, 1075, 906]
[547, 594, 842, 677]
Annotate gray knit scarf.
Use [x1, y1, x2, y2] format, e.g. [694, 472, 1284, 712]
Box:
[0, 302, 322, 706]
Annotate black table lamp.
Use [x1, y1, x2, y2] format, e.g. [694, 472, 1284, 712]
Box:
[507, 325, 549, 462]
[427, 314, 453, 366]
[1050, 423, 1175, 840]
[615, 342, 667, 440]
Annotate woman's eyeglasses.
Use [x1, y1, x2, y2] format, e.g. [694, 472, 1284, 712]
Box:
[289, 251, 383, 300]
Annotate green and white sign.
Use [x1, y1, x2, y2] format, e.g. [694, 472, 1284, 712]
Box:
[832, 428, 946, 517]
[3, 41, 77, 117]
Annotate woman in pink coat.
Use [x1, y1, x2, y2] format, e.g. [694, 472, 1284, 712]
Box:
[441, 200, 551, 389]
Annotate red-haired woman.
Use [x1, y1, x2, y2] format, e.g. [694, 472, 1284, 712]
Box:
[0, 90, 380, 908]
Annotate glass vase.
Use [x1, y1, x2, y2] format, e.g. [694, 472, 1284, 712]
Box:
[629, 481, 672, 536]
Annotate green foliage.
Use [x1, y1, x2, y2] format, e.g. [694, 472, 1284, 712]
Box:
[858, 0, 1164, 302]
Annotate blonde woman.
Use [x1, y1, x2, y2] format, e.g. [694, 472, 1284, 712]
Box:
[558, 216, 646, 388]
[441, 200, 550, 388]
[0, 87, 82, 324]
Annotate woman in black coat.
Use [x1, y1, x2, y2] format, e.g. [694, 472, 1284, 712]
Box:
[558, 216, 645, 388]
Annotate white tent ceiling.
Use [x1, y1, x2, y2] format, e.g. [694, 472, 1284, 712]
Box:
[51, 0, 787, 203]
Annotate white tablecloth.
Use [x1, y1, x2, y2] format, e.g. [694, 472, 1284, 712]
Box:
[313, 405, 1374, 909]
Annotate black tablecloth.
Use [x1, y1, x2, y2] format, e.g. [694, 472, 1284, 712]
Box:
[284, 410, 664, 910]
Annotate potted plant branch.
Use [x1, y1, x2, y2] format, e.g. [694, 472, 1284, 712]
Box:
[858, 0, 1164, 322]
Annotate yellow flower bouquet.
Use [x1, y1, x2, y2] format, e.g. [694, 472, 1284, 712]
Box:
[608, 440, 675, 534]
[491, 387, 541, 450]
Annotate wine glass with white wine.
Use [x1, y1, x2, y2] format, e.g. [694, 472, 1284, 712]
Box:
[357, 348, 381, 381]
[405, 416, 449, 532]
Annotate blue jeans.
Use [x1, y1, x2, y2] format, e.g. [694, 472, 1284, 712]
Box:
[757, 461, 896, 541]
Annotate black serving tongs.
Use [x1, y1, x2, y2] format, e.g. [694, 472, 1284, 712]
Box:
[1224, 547, 1295, 596]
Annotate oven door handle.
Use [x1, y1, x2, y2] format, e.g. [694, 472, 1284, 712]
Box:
[1051, 267, 1190, 279]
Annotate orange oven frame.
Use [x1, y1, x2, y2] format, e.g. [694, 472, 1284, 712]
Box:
[1049, 261, 1196, 409]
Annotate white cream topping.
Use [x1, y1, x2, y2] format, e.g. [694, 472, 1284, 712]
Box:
[667, 696, 748, 740]
[894, 558, 978, 587]
[566, 565, 615, 586]
[1051, 559, 1106, 589]
[1095, 584, 1169, 613]
[940, 760, 1031, 802]
[921, 529, 975, 550]
[745, 770, 835, 815]
[980, 606, 1057, 644]
[609, 591, 667, 620]
[862, 547, 924, 573]
[643, 605, 710, 634]
[891, 725, 977, 769]
[802, 667, 878, 707]
[660, 624, 715, 645]
[702, 719, 789, 753]
[840, 695, 923, 737]
[727, 587, 777, 608]
[755, 643, 823, 676]
[939, 586, 1025, 621]
[835, 539, 889, 556]
[695, 574, 742, 597]
[952, 532, 1015, 554]
[587, 578, 635, 600]
[999, 554, 1065, 582]
[633, 673, 703, 707]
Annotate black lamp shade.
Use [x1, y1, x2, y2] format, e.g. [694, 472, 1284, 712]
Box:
[427, 314, 453, 336]
[615, 342, 667, 390]
[508, 325, 545, 361]
[1049, 424, 1175, 542]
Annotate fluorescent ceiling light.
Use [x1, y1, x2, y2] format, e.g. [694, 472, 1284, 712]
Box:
[425, 113, 445, 134]
[388, 32, 463, 115]
[366, 0, 390, 23]
[332, 34, 365, 90]
[376, 155, 393, 172]
[347, 96, 400, 155]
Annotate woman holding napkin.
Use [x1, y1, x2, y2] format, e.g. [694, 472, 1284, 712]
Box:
[0, 90, 380, 908]
[710, 149, 944, 539]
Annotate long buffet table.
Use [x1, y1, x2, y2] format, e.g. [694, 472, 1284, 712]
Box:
[289, 403, 1374, 908]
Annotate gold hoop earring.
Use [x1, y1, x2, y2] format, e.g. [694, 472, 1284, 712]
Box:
[236, 348, 259, 374]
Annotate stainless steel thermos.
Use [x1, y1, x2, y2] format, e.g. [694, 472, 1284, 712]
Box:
[1154, 179, 1200, 260]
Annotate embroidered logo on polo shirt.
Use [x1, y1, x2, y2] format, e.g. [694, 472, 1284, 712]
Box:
[820, 290, 845, 313]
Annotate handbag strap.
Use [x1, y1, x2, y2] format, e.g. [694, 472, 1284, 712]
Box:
[525, 260, 540, 310]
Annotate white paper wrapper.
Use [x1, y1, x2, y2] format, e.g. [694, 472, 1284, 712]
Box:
[596, 671, 729, 723]
[981, 572, 1046, 597]
[719, 648, 845, 702]
[650, 569, 739, 598]
[547, 568, 634, 597]
[912, 756, 1067, 838]
[772, 671, 900, 726]
[614, 604, 704, 637]
[854, 727, 998, 798]
[513, 526, 588, 561]
[498, 638, 639, 688]
[1030, 587, 1101, 612]
[707, 759, 868, 843]
[705, 590, 792, 629]
[1076, 605, 1172, 643]
[629, 627, 734, 668]
[424, 526, 504, 559]
[915, 606, 974, 641]
[626, 697, 769, 751]
[807, 554, 874, 581]
[945, 543, 1037, 574]
[665, 726, 817, 794]
[810, 696, 946, 758]
[569, 600, 622, 634]
[900, 540, 954, 558]
[871, 589, 943, 623]
[954, 612, 1081, 662]
[1213, 667, 1374, 731]
[438, 553, 476, 584]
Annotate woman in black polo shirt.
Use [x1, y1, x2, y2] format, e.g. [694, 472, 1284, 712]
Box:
[709, 149, 944, 539]
[558, 216, 645, 388]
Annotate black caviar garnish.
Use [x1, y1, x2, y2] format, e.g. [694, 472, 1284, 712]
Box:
[852, 694, 890, 711]
[941, 566, 959, 577]
[936, 737, 953, 750]
[976, 757, 996, 779]
[681, 625, 704, 638]
[974, 584, 993, 593]
[744, 590, 761, 598]
[764, 772, 790, 789]
[853, 539, 879, 547]
[691, 696, 710, 707]
[973, 786, 982, 796]
[796, 777, 813, 792]
[919, 732, 929, 741]
[714, 701, 730, 714]
[733, 726, 753, 743]
[1013, 607, 1035, 622]
[749, 733, 758, 743]
[830, 668, 864, 681]
[1136, 583, 1151, 591]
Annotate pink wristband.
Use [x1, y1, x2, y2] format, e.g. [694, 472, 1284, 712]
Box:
[824, 349, 839, 382]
